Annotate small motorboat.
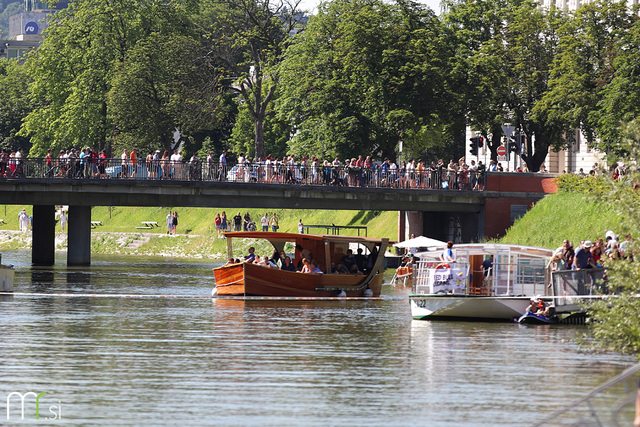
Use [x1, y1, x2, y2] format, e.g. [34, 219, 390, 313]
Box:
[517, 312, 558, 325]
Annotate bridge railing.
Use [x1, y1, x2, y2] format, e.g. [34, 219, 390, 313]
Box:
[0, 157, 487, 191]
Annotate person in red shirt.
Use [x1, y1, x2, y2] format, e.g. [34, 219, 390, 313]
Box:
[130, 148, 137, 178]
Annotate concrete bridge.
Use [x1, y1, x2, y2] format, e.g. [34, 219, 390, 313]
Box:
[0, 173, 557, 265]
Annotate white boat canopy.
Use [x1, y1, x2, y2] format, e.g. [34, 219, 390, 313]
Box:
[393, 236, 447, 249]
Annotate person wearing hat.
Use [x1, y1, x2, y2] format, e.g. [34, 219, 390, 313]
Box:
[573, 240, 595, 270]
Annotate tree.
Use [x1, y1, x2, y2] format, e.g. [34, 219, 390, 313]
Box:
[20, 0, 199, 156]
[585, 119, 640, 354]
[108, 33, 225, 153]
[277, 0, 448, 162]
[197, 0, 303, 159]
[596, 12, 640, 157]
[533, 0, 633, 159]
[0, 59, 34, 152]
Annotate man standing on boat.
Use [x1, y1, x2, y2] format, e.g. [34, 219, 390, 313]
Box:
[481, 255, 493, 287]
[439, 241, 455, 263]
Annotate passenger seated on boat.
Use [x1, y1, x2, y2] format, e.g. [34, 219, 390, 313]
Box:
[396, 256, 413, 276]
[331, 262, 349, 274]
[526, 297, 550, 316]
[244, 247, 256, 262]
[348, 264, 363, 275]
[259, 256, 278, 268]
[310, 260, 324, 274]
[281, 256, 297, 272]
[439, 241, 455, 263]
[223, 257, 235, 266]
[343, 250, 357, 272]
[299, 258, 312, 273]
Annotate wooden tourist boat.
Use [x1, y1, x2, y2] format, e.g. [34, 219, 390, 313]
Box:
[213, 231, 389, 297]
[409, 244, 554, 321]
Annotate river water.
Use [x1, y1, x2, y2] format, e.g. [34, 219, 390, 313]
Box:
[0, 250, 636, 426]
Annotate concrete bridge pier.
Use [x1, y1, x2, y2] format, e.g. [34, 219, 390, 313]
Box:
[32, 205, 56, 266]
[67, 205, 92, 266]
[398, 211, 424, 242]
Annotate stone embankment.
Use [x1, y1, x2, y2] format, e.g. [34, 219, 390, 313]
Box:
[0, 230, 226, 259]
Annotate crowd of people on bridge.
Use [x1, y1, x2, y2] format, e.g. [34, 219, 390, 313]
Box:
[3, 144, 636, 193]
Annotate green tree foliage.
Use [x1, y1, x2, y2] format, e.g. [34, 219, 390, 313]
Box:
[533, 1, 633, 157]
[446, 0, 562, 171]
[0, 59, 34, 151]
[596, 14, 640, 157]
[0, 1, 22, 39]
[197, 0, 303, 159]
[277, 0, 448, 162]
[20, 0, 199, 156]
[579, 119, 640, 354]
[108, 33, 224, 154]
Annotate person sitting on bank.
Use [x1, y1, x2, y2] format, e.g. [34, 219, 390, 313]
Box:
[439, 241, 455, 263]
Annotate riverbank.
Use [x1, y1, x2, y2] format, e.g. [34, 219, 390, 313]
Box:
[0, 230, 229, 259]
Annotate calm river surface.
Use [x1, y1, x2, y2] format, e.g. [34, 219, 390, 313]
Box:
[0, 250, 636, 426]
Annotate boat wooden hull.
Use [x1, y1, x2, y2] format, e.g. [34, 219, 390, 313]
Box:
[214, 262, 383, 297]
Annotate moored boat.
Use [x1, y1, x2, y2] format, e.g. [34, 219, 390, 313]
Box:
[0, 254, 15, 292]
[409, 244, 553, 321]
[213, 231, 389, 297]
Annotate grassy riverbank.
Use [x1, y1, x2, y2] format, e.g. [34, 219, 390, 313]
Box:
[498, 191, 623, 247]
[0, 205, 398, 260]
[0, 190, 623, 259]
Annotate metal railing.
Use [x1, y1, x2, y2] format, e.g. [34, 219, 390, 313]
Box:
[536, 362, 640, 427]
[0, 157, 487, 191]
[411, 260, 548, 296]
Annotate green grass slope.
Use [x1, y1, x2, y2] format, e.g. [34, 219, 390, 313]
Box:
[498, 192, 624, 249]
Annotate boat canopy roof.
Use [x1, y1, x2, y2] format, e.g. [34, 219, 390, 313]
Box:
[414, 243, 553, 260]
[222, 231, 388, 245]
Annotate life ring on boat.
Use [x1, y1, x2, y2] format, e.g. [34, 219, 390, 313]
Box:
[435, 263, 450, 269]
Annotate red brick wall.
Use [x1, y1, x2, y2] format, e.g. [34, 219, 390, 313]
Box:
[484, 197, 539, 239]
[485, 173, 557, 194]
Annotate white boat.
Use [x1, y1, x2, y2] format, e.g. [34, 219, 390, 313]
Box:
[409, 244, 553, 321]
[0, 254, 14, 292]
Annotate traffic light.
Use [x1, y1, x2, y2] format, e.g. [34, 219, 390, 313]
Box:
[508, 141, 517, 152]
[477, 136, 483, 148]
[469, 136, 479, 156]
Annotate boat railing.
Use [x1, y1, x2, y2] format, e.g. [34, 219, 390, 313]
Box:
[550, 268, 608, 308]
[535, 362, 640, 427]
[413, 259, 547, 296]
[492, 261, 547, 296]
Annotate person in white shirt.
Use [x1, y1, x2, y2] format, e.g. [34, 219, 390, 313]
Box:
[121, 149, 129, 178]
[298, 219, 304, 234]
[261, 213, 269, 232]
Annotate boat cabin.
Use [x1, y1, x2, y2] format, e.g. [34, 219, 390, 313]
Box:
[412, 244, 553, 297]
